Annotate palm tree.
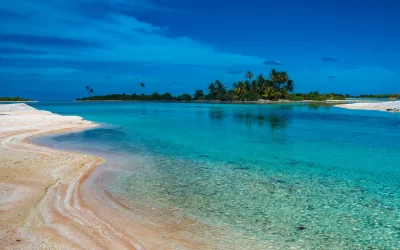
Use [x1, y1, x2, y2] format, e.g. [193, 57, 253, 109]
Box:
[270, 69, 289, 88]
[245, 70, 253, 83]
[255, 75, 265, 95]
[86, 86, 90, 90]
[232, 82, 239, 89]
[269, 69, 292, 99]
[90, 88, 94, 93]
[244, 81, 251, 92]
[235, 81, 247, 100]
[208, 82, 216, 93]
[263, 86, 280, 100]
[193, 89, 204, 100]
[251, 80, 257, 92]
[214, 80, 226, 95]
[140, 82, 145, 88]
[208, 82, 217, 99]
[285, 79, 295, 92]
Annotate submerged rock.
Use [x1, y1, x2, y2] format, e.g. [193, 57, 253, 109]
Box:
[297, 224, 306, 231]
[269, 178, 286, 183]
[233, 166, 250, 170]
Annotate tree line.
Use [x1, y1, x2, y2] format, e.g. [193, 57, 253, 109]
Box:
[77, 91, 351, 102]
[77, 69, 398, 102]
[79, 69, 295, 102]
[0, 96, 31, 101]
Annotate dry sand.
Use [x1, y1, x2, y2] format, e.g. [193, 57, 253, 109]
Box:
[336, 101, 400, 112]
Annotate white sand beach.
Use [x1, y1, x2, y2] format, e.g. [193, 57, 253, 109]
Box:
[0, 104, 265, 250]
[0, 104, 116, 249]
[336, 101, 400, 112]
[0, 104, 162, 249]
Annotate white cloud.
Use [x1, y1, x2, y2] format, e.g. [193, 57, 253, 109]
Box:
[0, 0, 264, 70]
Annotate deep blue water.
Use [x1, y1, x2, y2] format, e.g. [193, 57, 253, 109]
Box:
[31, 102, 400, 249]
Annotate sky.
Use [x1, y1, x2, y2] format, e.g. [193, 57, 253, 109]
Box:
[0, 0, 399, 100]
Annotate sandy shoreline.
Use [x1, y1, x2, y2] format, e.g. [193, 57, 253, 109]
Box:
[0, 104, 270, 249]
[0, 104, 145, 249]
[0, 104, 106, 248]
[336, 101, 400, 112]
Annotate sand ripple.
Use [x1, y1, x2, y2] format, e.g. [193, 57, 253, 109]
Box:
[0, 104, 273, 249]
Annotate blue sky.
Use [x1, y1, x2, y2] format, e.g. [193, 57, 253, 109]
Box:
[0, 0, 399, 100]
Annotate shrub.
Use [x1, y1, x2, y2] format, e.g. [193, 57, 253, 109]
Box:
[289, 95, 304, 101]
[217, 93, 234, 101]
[390, 93, 399, 101]
[177, 93, 192, 101]
[149, 92, 161, 100]
[315, 95, 327, 101]
[242, 92, 260, 101]
[160, 92, 174, 100]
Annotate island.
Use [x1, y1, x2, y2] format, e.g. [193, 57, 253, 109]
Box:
[77, 69, 397, 103]
[0, 96, 33, 102]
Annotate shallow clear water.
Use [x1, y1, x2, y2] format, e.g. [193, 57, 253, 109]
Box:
[31, 102, 400, 249]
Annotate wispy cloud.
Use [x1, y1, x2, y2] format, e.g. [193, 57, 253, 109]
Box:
[0, 47, 48, 55]
[0, 0, 267, 100]
[0, 33, 101, 48]
[76, 0, 177, 19]
[263, 60, 282, 65]
[226, 70, 242, 75]
[0, 9, 26, 21]
[321, 57, 338, 62]
[0, 0, 263, 71]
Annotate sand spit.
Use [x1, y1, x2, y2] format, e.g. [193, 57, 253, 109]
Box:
[336, 101, 400, 112]
[0, 104, 272, 250]
[0, 104, 149, 249]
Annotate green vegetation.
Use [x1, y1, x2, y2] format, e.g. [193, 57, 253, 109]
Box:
[288, 92, 348, 101]
[0, 96, 32, 101]
[177, 93, 193, 101]
[390, 93, 399, 101]
[358, 94, 393, 98]
[79, 69, 297, 102]
[78, 69, 296, 102]
[206, 69, 295, 101]
[193, 89, 204, 100]
[77, 69, 399, 103]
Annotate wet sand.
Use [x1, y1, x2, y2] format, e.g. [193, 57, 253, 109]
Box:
[0, 104, 271, 249]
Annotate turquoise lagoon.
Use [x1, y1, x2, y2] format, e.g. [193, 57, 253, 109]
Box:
[31, 102, 400, 249]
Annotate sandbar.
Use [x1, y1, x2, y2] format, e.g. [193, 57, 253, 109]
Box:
[336, 101, 400, 112]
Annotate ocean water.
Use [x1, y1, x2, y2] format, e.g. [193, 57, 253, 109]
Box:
[31, 102, 400, 249]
